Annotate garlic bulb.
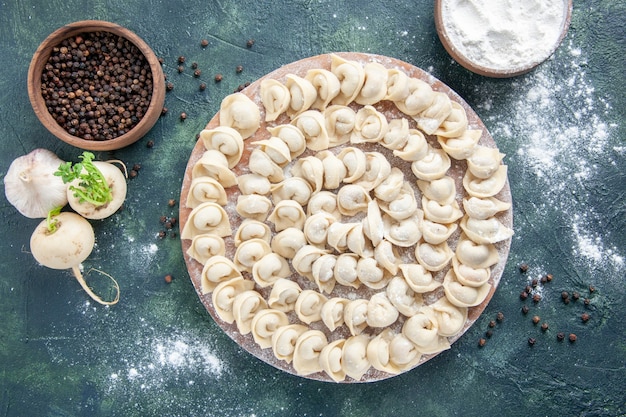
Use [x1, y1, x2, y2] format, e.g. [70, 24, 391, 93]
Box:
[4, 148, 68, 218]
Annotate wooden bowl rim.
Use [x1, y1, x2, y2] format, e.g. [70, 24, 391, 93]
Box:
[434, 0, 573, 78]
[27, 20, 165, 151]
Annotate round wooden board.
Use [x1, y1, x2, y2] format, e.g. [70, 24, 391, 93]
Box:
[179, 52, 513, 383]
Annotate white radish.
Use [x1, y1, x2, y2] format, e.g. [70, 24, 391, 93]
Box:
[30, 211, 119, 305]
[67, 160, 127, 219]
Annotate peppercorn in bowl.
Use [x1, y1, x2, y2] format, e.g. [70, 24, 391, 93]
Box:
[27, 20, 165, 151]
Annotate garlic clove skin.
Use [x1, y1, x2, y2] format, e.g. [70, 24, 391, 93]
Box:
[4, 148, 68, 218]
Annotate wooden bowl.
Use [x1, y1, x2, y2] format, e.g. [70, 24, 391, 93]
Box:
[27, 20, 165, 151]
[434, 0, 573, 78]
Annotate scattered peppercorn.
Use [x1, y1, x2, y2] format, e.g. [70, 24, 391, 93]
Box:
[201, 39, 209, 47]
[546, 274, 553, 282]
[540, 275, 548, 284]
[521, 305, 530, 314]
[191, 62, 198, 69]
[519, 263, 529, 273]
[168, 199, 177, 207]
[194, 69, 201, 77]
[159, 215, 167, 223]
[164, 221, 173, 230]
[166, 82, 174, 91]
[180, 112, 187, 121]
[531, 279, 538, 288]
[129, 169, 138, 178]
[541, 322, 549, 332]
[158, 230, 166, 239]
[561, 291, 569, 300]
[485, 330, 493, 338]
[158, 57, 164, 65]
[528, 337, 536, 346]
[170, 231, 177, 238]
[161, 107, 168, 116]
[581, 313, 590, 323]
[214, 73, 223, 82]
[572, 291, 580, 301]
[177, 65, 184, 73]
[178, 56, 186, 64]
[199, 82, 206, 91]
[589, 285, 595, 293]
[525, 285, 533, 294]
[236, 65, 244, 73]
[496, 312, 504, 322]
[532, 293, 542, 303]
[146, 139, 154, 148]
[532, 315, 541, 325]
[569, 333, 577, 343]
[478, 338, 486, 347]
[584, 298, 591, 306]
[556, 332, 565, 342]
[488, 320, 496, 328]
[520, 291, 528, 300]
[246, 39, 255, 48]
[164, 274, 173, 283]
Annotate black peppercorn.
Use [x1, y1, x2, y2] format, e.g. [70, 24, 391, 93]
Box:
[178, 56, 186, 64]
[177, 65, 184, 73]
[166, 82, 174, 91]
[146, 139, 154, 148]
[246, 39, 255, 48]
[556, 332, 565, 341]
[521, 305, 530, 314]
[488, 320, 496, 328]
[581, 313, 590, 323]
[194, 69, 201, 77]
[478, 338, 486, 347]
[541, 322, 549, 332]
[569, 333, 577, 343]
[519, 263, 529, 273]
[496, 312, 504, 322]
[180, 112, 187, 121]
[201, 39, 209, 47]
[528, 338, 536, 346]
[532, 315, 540, 325]
[191, 62, 198, 69]
[214, 73, 223, 82]
[168, 199, 177, 207]
[236, 65, 243, 73]
[199, 82, 206, 91]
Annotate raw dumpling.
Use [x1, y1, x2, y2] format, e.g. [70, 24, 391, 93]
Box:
[422, 196, 463, 224]
[285, 74, 317, 118]
[374, 168, 405, 202]
[186, 176, 227, 208]
[455, 233, 500, 269]
[398, 263, 442, 293]
[374, 239, 400, 275]
[316, 150, 347, 190]
[415, 240, 454, 272]
[337, 146, 367, 183]
[380, 118, 409, 151]
[383, 211, 423, 247]
[248, 148, 285, 183]
[267, 278, 302, 312]
[411, 146, 451, 181]
[251, 137, 292, 167]
[267, 124, 307, 159]
[304, 212, 337, 247]
[460, 215, 514, 244]
[186, 233, 225, 265]
[334, 253, 361, 289]
[438, 129, 481, 160]
[384, 68, 411, 102]
[336, 184, 371, 216]
[341, 334, 371, 381]
[271, 177, 313, 206]
[293, 329, 328, 376]
[260, 78, 290, 121]
[212, 277, 255, 323]
[191, 150, 238, 187]
[389, 333, 423, 371]
[330, 54, 365, 106]
[420, 219, 458, 245]
[354, 152, 391, 191]
[394, 77, 435, 116]
[271, 227, 307, 259]
[463, 165, 508, 198]
[252, 252, 291, 288]
[344, 299, 369, 336]
[233, 238, 272, 273]
[386, 276, 424, 317]
[201, 255, 242, 293]
[234, 219, 272, 246]
[307, 191, 342, 220]
[355, 62, 388, 105]
[292, 245, 329, 280]
[351, 105, 388, 144]
[312, 254, 337, 294]
[462, 196, 511, 220]
[366, 292, 399, 328]
[357, 257, 389, 289]
[235, 194, 273, 222]
[295, 290, 328, 324]
[305, 68, 341, 111]
[232, 290, 268, 335]
[237, 173, 272, 196]
[378, 182, 418, 220]
[417, 176, 457, 205]
[219, 92, 261, 139]
[467, 146, 505, 179]
[443, 268, 492, 308]
[434, 101, 468, 138]
[291, 155, 325, 193]
[181, 201, 232, 239]
[292, 110, 330, 151]
[271, 324, 308, 364]
[199, 126, 244, 168]
[366, 329, 402, 375]
[414, 91, 452, 135]
[429, 296, 468, 337]
[362, 199, 384, 247]
[268, 199, 307, 232]
[402, 308, 451, 354]
[251, 309, 289, 349]
[319, 339, 347, 382]
[393, 129, 429, 162]
[324, 105, 356, 147]
[452, 256, 491, 287]
[320, 297, 349, 331]
[326, 222, 358, 253]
